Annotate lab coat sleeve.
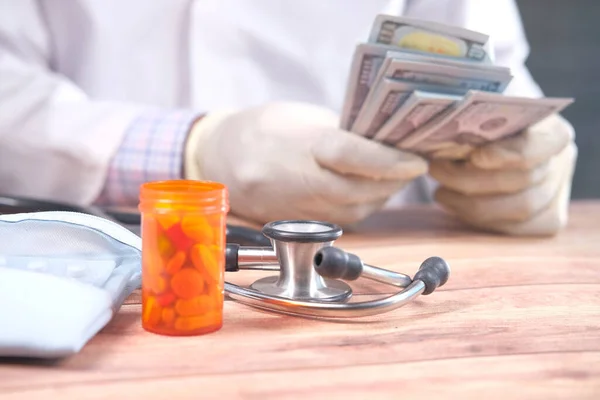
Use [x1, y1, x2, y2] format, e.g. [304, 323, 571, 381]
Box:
[0, 1, 191, 206]
[402, 0, 544, 97]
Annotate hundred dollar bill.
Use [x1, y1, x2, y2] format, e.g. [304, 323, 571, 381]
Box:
[397, 91, 575, 160]
[369, 15, 490, 62]
[353, 54, 512, 135]
[351, 79, 468, 138]
[373, 52, 512, 94]
[339, 43, 389, 130]
[373, 91, 461, 145]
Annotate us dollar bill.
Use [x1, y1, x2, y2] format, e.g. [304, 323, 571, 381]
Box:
[351, 79, 468, 138]
[351, 53, 512, 136]
[341, 16, 494, 131]
[373, 52, 512, 93]
[373, 91, 461, 145]
[397, 91, 575, 160]
[369, 15, 490, 62]
[339, 43, 389, 130]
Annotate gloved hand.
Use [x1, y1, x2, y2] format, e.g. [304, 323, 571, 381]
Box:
[429, 114, 578, 236]
[183, 102, 428, 225]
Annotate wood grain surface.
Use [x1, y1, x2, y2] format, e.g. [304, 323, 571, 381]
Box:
[1, 201, 599, 399]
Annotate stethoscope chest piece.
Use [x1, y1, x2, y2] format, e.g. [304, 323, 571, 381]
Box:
[249, 220, 352, 302]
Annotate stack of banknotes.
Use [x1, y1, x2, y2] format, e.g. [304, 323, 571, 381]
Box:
[340, 15, 575, 160]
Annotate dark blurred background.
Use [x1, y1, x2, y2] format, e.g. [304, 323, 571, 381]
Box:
[516, 0, 600, 198]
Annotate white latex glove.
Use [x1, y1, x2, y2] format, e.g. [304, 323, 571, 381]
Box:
[429, 114, 578, 236]
[184, 102, 428, 225]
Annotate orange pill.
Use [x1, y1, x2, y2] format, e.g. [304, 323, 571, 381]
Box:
[156, 291, 176, 307]
[203, 310, 223, 326]
[142, 296, 162, 325]
[143, 239, 165, 269]
[156, 213, 180, 230]
[150, 275, 167, 295]
[157, 233, 175, 259]
[162, 307, 176, 327]
[166, 251, 186, 275]
[143, 251, 168, 296]
[170, 268, 205, 299]
[181, 215, 214, 244]
[175, 295, 211, 317]
[190, 244, 222, 285]
[174, 316, 206, 332]
[174, 313, 222, 332]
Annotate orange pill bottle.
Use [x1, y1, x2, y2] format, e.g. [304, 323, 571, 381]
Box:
[138, 180, 229, 336]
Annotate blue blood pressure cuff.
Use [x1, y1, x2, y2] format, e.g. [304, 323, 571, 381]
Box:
[0, 211, 142, 359]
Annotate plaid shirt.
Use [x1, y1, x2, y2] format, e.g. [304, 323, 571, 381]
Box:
[95, 109, 200, 206]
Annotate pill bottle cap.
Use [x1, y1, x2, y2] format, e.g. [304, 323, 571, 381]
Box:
[138, 180, 229, 214]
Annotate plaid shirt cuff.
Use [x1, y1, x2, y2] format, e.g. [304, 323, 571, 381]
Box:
[95, 109, 200, 206]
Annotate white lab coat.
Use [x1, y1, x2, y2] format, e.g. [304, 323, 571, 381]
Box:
[0, 0, 543, 206]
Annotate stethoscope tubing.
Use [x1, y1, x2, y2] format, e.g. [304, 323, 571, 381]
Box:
[224, 280, 426, 318]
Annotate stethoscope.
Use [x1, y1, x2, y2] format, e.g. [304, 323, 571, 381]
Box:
[0, 194, 450, 319]
[224, 219, 450, 319]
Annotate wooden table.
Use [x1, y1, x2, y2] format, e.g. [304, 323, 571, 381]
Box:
[1, 201, 600, 399]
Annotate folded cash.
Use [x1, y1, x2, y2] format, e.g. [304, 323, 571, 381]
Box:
[373, 91, 462, 145]
[340, 15, 494, 131]
[368, 14, 490, 62]
[396, 91, 575, 160]
[339, 14, 576, 161]
[351, 79, 468, 138]
[350, 53, 513, 137]
[374, 52, 512, 93]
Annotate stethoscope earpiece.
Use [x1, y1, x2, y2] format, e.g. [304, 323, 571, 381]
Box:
[413, 256, 451, 295]
[313, 246, 363, 281]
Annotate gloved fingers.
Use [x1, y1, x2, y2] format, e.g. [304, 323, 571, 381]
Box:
[312, 130, 429, 181]
[435, 183, 554, 225]
[444, 160, 575, 237]
[436, 142, 577, 226]
[306, 166, 411, 206]
[429, 159, 550, 196]
[469, 113, 575, 170]
[451, 179, 572, 237]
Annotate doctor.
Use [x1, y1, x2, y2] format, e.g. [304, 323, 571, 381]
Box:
[0, 0, 577, 236]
